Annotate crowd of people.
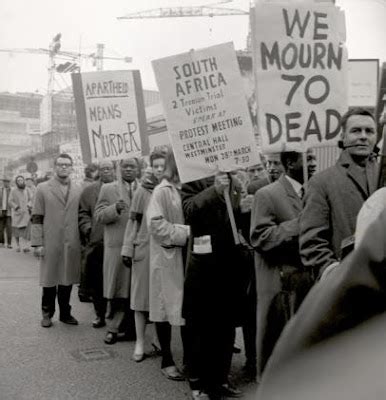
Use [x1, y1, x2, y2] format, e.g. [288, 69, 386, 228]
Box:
[1, 107, 381, 399]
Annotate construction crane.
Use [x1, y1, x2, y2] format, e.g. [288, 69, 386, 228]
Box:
[117, 1, 251, 49]
[117, 5, 249, 19]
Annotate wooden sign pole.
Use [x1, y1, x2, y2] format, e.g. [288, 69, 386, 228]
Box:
[224, 173, 240, 246]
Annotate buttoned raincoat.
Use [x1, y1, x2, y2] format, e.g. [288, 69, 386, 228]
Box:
[31, 178, 81, 286]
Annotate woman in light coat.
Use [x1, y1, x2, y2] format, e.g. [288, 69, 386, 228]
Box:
[121, 150, 166, 361]
[147, 150, 190, 381]
[9, 176, 32, 252]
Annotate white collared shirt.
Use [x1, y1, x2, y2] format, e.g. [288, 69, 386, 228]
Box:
[285, 175, 303, 198]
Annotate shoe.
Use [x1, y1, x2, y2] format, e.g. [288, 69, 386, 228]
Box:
[41, 316, 52, 328]
[7, 245, 12, 249]
[92, 317, 106, 328]
[118, 331, 136, 341]
[78, 294, 93, 303]
[161, 365, 185, 381]
[23, 248, 30, 253]
[16, 247, 21, 253]
[218, 383, 242, 398]
[60, 315, 79, 325]
[104, 332, 117, 345]
[148, 343, 162, 357]
[191, 390, 210, 400]
[132, 352, 146, 363]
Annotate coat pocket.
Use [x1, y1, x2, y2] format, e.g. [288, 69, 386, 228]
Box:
[133, 240, 148, 262]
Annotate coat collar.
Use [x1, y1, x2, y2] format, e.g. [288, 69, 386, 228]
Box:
[278, 174, 302, 213]
[338, 150, 377, 198]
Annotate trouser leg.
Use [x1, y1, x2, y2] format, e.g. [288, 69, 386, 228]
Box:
[155, 321, 174, 369]
[42, 286, 57, 318]
[89, 244, 106, 319]
[186, 319, 206, 392]
[0, 217, 5, 244]
[5, 216, 12, 246]
[58, 285, 73, 319]
[243, 287, 257, 367]
[106, 298, 129, 333]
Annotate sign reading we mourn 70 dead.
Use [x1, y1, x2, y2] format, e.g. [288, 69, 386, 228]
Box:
[254, 3, 348, 152]
[72, 70, 149, 163]
[152, 42, 260, 183]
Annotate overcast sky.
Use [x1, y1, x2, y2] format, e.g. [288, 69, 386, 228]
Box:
[0, 0, 385, 94]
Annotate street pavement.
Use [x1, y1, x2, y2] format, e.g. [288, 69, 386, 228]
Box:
[0, 246, 257, 400]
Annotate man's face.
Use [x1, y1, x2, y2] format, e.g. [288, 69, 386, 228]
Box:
[99, 162, 114, 183]
[247, 163, 266, 181]
[121, 159, 138, 183]
[306, 150, 317, 177]
[2, 180, 10, 188]
[26, 179, 33, 188]
[54, 157, 73, 179]
[152, 157, 166, 181]
[16, 177, 25, 189]
[342, 115, 377, 158]
[265, 154, 284, 182]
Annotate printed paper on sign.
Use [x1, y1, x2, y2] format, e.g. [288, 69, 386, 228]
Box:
[152, 42, 260, 183]
[253, 3, 348, 152]
[72, 70, 148, 163]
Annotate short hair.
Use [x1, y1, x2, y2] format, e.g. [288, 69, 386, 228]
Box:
[280, 151, 301, 171]
[149, 150, 167, 166]
[15, 175, 24, 183]
[162, 149, 179, 183]
[54, 153, 73, 166]
[340, 108, 376, 133]
[84, 163, 99, 178]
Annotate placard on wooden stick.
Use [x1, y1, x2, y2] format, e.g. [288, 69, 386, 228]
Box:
[152, 42, 261, 184]
[253, 3, 348, 153]
[72, 70, 149, 164]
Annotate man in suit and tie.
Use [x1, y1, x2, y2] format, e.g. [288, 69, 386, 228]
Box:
[0, 177, 13, 248]
[300, 108, 378, 280]
[250, 151, 314, 376]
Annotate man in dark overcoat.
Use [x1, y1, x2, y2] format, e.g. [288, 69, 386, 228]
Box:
[181, 172, 244, 399]
[250, 151, 314, 377]
[300, 108, 378, 279]
[78, 161, 114, 328]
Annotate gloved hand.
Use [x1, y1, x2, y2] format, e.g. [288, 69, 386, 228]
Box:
[122, 256, 132, 268]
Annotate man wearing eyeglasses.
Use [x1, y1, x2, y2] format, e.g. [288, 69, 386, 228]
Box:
[31, 153, 82, 328]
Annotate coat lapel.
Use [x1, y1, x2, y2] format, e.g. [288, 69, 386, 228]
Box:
[49, 178, 66, 207]
[279, 175, 302, 214]
[339, 151, 370, 199]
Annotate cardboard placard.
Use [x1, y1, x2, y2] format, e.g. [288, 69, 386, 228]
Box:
[72, 70, 149, 164]
[253, 3, 348, 152]
[152, 42, 261, 183]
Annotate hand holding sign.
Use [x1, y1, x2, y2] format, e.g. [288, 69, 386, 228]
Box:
[214, 172, 231, 196]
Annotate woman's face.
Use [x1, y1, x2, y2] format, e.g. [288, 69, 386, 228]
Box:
[152, 157, 166, 180]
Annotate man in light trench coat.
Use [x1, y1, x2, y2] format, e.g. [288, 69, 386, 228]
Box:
[95, 158, 139, 344]
[31, 153, 82, 328]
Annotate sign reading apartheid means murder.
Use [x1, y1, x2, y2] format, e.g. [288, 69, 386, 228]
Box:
[254, 3, 348, 152]
[152, 42, 260, 183]
[72, 70, 149, 163]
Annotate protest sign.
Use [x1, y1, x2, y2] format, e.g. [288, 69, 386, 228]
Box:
[152, 42, 261, 183]
[72, 70, 149, 164]
[253, 3, 348, 152]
